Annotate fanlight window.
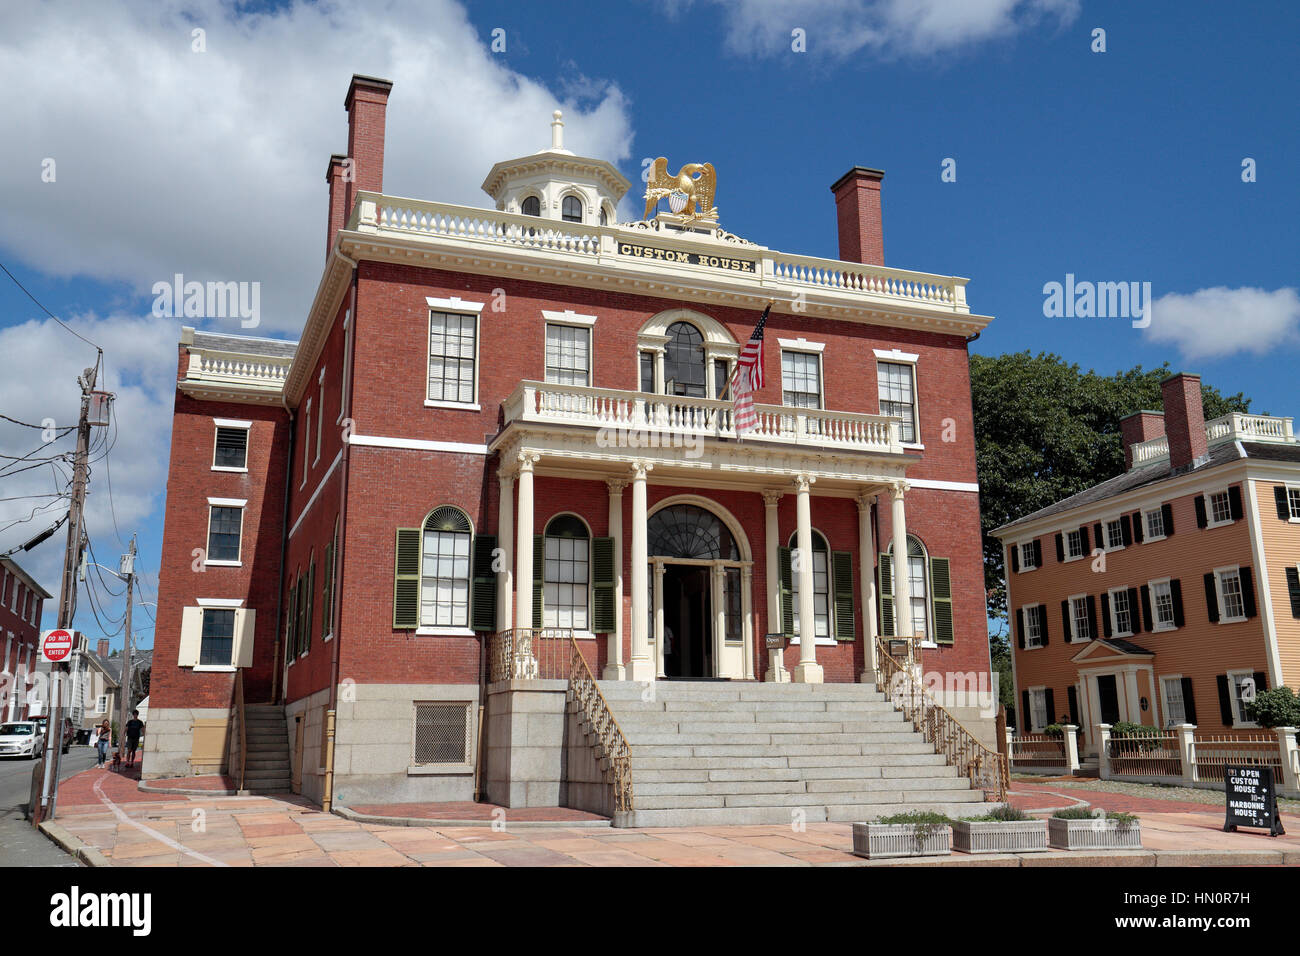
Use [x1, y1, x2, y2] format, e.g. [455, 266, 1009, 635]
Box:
[663, 322, 707, 398]
[521, 196, 541, 217]
[421, 507, 472, 627]
[647, 504, 738, 560]
[544, 514, 590, 630]
[561, 196, 583, 223]
[888, 535, 930, 640]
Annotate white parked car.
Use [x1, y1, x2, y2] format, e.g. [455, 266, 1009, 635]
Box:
[0, 722, 45, 759]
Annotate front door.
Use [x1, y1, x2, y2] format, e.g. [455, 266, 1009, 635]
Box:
[662, 564, 713, 678]
[1096, 674, 1121, 726]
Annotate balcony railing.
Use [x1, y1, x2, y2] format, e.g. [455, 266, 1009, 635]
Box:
[1130, 412, 1296, 468]
[349, 192, 972, 316]
[501, 381, 905, 455]
[184, 349, 292, 392]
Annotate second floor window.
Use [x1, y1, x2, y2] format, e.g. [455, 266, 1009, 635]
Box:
[561, 196, 582, 223]
[1065, 529, 1084, 559]
[207, 506, 243, 563]
[1145, 507, 1166, 539]
[545, 324, 590, 386]
[521, 196, 541, 217]
[1217, 568, 1246, 621]
[877, 361, 916, 443]
[1110, 588, 1133, 635]
[1023, 604, 1045, 648]
[1151, 579, 1176, 629]
[781, 351, 822, 410]
[428, 311, 477, 404]
[1070, 595, 1091, 641]
[664, 322, 706, 397]
[200, 608, 236, 666]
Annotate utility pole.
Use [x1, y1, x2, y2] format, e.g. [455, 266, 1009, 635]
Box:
[116, 534, 137, 763]
[34, 361, 99, 825]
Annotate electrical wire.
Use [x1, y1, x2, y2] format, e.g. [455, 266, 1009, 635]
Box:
[0, 258, 102, 352]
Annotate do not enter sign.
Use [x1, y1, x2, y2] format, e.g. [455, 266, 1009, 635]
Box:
[41, 629, 74, 663]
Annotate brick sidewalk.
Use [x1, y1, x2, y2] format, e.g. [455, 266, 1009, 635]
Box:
[42, 768, 1300, 867]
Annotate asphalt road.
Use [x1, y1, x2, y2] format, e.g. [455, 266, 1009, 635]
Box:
[0, 744, 97, 867]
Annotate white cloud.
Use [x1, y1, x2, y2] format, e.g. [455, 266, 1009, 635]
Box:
[1144, 286, 1300, 362]
[0, 0, 633, 336]
[667, 0, 1080, 59]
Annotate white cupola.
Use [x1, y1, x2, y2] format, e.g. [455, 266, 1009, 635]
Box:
[480, 110, 631, 226]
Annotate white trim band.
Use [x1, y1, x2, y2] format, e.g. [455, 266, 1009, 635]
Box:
[207, 497, 248, 507]
[347, 434, 490, 455]
[426, 295, 486, 313]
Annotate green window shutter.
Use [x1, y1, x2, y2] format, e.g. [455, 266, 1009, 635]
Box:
[306, 561, 315, 645]
[878, 552, 895, 638]
[778, 546, 794, 637]
[285, 582, 296, 663]
[931, 557, 954, 645]
[470, 533, 498, 633]
[532, 534, 544, 629]
[295, 573, 306, 656]
[393, 527, 421, 629]
[591, 536, 616, 633]
[322, 541, 334, 637]
[832, 551, 855, 641]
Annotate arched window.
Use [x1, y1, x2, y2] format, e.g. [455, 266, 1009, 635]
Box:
[521, 196, 541, 217]
[544, 514, 589, 629]
[647, 504, 738, 560]
[599, 206, 609, 226]
[888, 535, 930, 640]
[561, 196, 583, 223]
[421, 506, 472, 627]
[663, 321, 707, 397]
[789, 530, 830, 640]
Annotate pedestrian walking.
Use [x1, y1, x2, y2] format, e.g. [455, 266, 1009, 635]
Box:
[95, 720, 111, 768]
[124, 710, 144, 767]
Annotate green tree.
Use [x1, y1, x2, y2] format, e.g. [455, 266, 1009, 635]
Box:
[1245, 687, 1300, 728]
[972, 353, 1251, 620]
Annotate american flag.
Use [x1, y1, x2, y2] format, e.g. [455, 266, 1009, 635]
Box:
[731, 303, 770, 435]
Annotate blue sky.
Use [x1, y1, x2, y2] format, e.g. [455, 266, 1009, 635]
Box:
[1, 0, 1296, 649]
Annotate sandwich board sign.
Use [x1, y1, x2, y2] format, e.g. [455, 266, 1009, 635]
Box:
[1223, 765, 1285, 836]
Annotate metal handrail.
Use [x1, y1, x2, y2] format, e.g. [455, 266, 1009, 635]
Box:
[874, 637, 1008, 801]
[566, 634, 634, 813]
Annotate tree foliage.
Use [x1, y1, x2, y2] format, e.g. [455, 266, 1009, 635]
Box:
[1245, 687, 1300, 729]
[972, 352, 1251, 620]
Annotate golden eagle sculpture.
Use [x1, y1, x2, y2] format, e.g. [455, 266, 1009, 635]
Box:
[643, 158, 718, 223]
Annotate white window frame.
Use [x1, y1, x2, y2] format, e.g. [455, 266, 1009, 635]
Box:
[1142, 506, 1166, 542]
[779, 344, 825, 413]
[417, 510, 474, 633]
[542, 514, 594, 636]
[315, 367, 326, 466]
[1214, 565, 1247, 623]
[1108, 586, 1134, 637]
[790, 529, 836, 646]
[300, 397, 312, 489]
[1068, 594, 1091, 643]
[1227, 669, 1260, 727]
[205, 498, 247, 567]
[1148, 577, 1176, 632]
[1023, 603, 1046, 649]
[1028, 686, 1049, 733]
[1104, 518, 1125, 552]
[211, 418, 251, 473]
[543, 310, 597, 387]
[1160, 674, 1187, 727]
[194, 598, 243, 670]
[1206, 489, 1233, 528]
[95, 694, 108, 714]
[1063, 528, 1084, 561]
[1018, 540, 1038, 571]
[873, 349, 921, 447]
[1284, 483, 1300, 523]
[425, 297, 485, 411]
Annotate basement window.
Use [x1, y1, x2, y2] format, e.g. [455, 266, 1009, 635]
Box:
[413, 702, 471, 766]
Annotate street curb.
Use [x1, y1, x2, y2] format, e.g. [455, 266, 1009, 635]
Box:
[137, 782, 239, 796]
[38, 821, 111, 867]
[332, 805, 613, 829]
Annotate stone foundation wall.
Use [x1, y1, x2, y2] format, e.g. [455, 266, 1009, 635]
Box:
[140, 707, 231, 779]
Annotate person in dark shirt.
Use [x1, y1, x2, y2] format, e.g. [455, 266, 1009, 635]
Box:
[124, 710, 145, 767]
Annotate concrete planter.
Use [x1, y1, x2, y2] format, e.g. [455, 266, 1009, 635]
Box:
[852, 822, 951, 859]
[1048, 816, 1142, 850]
[951, 819, 1048, 854]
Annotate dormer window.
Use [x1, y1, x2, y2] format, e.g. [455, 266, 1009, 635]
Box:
[521, 196, 541, 217]
[561, 196, 582, 223]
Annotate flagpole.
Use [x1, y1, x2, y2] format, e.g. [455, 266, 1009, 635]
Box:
[725, 299, 775, 441]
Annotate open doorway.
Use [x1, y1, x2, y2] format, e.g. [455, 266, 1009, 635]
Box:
[662, 564, 713, 679]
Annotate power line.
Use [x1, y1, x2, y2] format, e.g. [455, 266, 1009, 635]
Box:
[0, 258, 103, 352]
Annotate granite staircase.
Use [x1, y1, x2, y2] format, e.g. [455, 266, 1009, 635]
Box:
[598, 680, 991, 827]
[240, 704, 292, 793]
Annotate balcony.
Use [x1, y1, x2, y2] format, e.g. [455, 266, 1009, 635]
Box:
[346, 192, 986, 332]
[1130, 413, 1296, 468]
[500, 381, 905, 457]
[178, 327, 296, 404]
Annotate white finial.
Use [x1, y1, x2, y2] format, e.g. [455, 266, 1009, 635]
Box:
[551, 110, 564, 150]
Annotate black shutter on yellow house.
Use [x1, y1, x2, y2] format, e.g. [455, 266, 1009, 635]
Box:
[832, 551, 854, 641]
[930, 556, 953, 645]
[877, 551, 894, 638]
[532, 534, 544, 629]
[470, 534, 498, 632]
[393, 527, 421, 629]
[778, 546, 794, 637]
[592, 537, 616, 633]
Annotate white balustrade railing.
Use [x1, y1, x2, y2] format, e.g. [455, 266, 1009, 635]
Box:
[348, 191, 972, 314]
[503, 381, 903, 454]
[187, 350, 291, 389]
[1130, 412, 1295, 469]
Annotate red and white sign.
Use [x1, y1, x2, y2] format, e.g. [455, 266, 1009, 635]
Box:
[40, 629, 74, 663]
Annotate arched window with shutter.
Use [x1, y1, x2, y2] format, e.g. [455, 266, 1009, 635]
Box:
[392, 506, 498, 632]
[879, 535, 953, 645]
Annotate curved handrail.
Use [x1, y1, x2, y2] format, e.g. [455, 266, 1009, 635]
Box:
[567, 635, 634, 813]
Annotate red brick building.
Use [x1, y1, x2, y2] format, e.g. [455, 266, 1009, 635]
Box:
[1, 557, 52, 721]
[145, 75, 995, 810]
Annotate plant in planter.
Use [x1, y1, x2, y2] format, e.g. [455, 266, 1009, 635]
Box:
[952, 804, 1048, 854]
[852, 810, 952, 859]
[1042, 724, 1065, 738]
[1047, 806, 1142, 849]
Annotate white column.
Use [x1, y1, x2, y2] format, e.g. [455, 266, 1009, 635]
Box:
[791, 473, 823, 684]
[741, 565, 755, 680]
[1123, 669, 1141, 724]
[497, 471, 514, 634]
[627, 460, 655, 682]
[857, 492, 879, 683]
[710, 563, 725, 678]
[890, 482, 913, 640]
[653, 561, 666, 677]
[762, 491, 789, 683]
[1063, 724, 1080, 772]
[1274, 727, 1299, 795]
[514, 451, 538, 630]
[604, 479, 627, 680]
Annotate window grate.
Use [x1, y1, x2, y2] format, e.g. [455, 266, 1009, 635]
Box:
[414, 703, 470, 765]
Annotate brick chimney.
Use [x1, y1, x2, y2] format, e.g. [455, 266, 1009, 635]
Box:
[325, 153, 348, 258]
[1161, 372, 1207, 471]
[341, 74, 394, 239]
[830, 167, 885, 266]
[1119, 410, 1165, 470]
[97, 639, 109, 659]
